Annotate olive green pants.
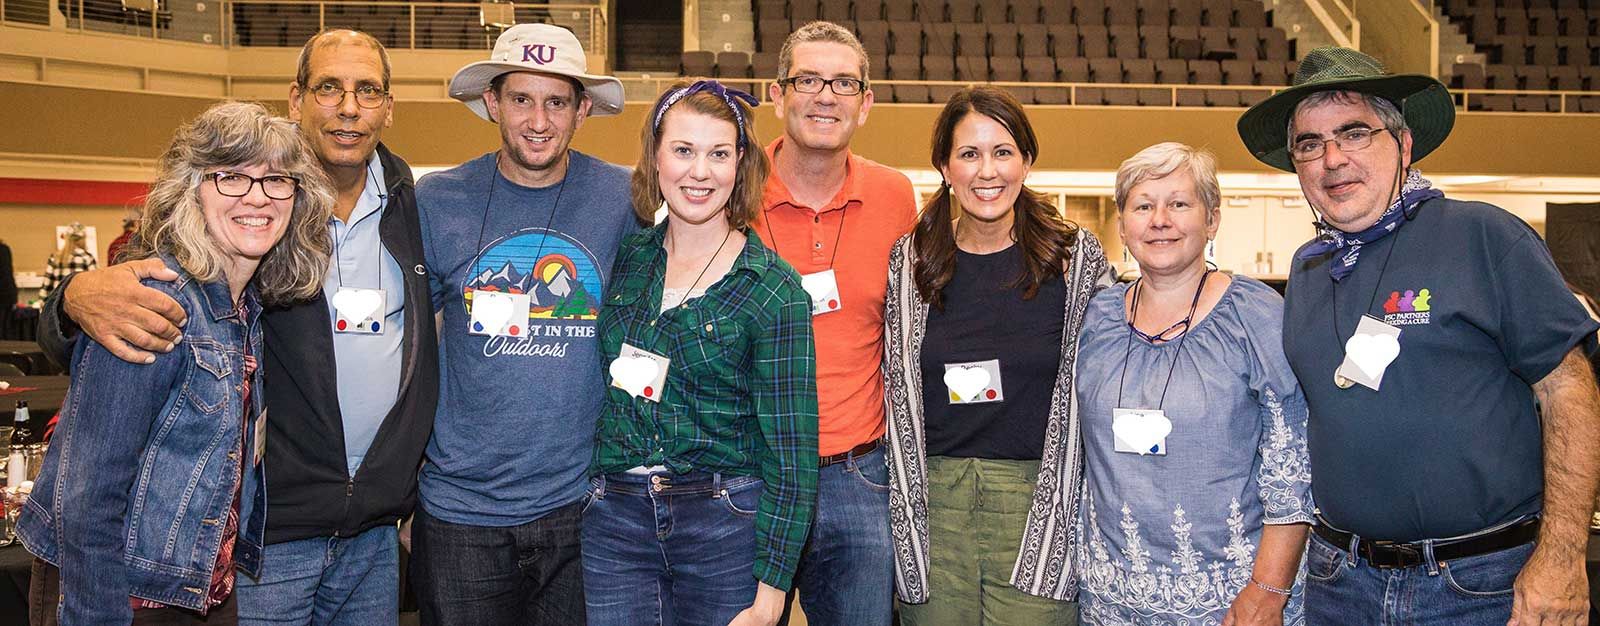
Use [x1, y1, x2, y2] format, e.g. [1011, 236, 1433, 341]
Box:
[898, 456, 1079, 626]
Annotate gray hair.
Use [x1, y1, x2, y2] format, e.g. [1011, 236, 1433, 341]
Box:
[125, 101, 333, 306]
[1114, 142, 1222, 220]
[295, 28, 391, 90]
[777, 21, 871, 84]
[1287, 90, 1408, 151]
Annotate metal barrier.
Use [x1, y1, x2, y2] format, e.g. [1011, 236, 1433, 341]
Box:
[0, 0, 605, 50]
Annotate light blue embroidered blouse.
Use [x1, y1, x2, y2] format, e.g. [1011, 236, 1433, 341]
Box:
[1073, 275, 1314, 626]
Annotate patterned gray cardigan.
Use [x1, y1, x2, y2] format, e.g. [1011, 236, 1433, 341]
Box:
[882, 228, 1110, 603]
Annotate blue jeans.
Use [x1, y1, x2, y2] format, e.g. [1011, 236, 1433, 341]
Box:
[409, 501, 585, 626]
[581, 471, 761, 626]
[1305, 530, 1533, 626]
[236, 525, 398, 626]
[782, 445, 895, 626]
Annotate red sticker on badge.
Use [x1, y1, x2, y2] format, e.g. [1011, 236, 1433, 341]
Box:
[509, 326, 520, 336]
[644, 386, 654, 397]
[828, 299, 838, 309]
[336, 320, 347, 330]
[985, 389, 997, 399]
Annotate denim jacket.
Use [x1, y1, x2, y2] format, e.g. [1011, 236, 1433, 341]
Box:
[17, 254, 266, 623]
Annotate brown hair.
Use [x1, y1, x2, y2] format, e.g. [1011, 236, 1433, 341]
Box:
[913, 86, 1078, 310]
[630, 79, 769, 229]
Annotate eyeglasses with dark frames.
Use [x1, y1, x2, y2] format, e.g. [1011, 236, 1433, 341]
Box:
[206, 171, 300, 200]
[306, 81, 390, 109]
[1290, 126, 1390, 162]
[778, 75, 866, 96]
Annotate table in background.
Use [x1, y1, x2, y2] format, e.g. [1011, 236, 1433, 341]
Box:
[0, 341, 56, 377]
[0, 376, 69, 424]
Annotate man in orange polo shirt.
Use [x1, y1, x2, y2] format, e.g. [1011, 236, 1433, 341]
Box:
[757, 21, 918, 626]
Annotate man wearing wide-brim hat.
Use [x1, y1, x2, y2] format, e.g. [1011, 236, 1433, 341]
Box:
[409, 22, 642, 625]
[1239, 46, 1600, 625]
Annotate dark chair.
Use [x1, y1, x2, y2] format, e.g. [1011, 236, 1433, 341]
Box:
[1107, 1, 1137, 26]
[1235, 0, 1266, 28]
[1080, 25, 1110, 58]
[1138, 0, 1170, 26]
[681, 50, 716, 76]
[955, 55, 990, 82]
[1025, 56, 1068, 103]
[789, 0, 819, 22]
[1202, 0, 1233, 27]
[1158, 58, 1203, 106]
[1229, 27, 1261, 61]
[1170, 25, 1203, 59]
[947, 0, 981, 22]
[1041, 0, 1072, 24]
[1142, 24, 1171, 59]
[716, 51, 751, 78]
[886, 54, 928, 103]
[956, 23, 988, 56]
[752, 51, 781, 82]
[1019, 23, 1050, 56]
[755, 0, 788, 22]
[1049, 24, 1080, 57]
[1110, 26, 1140, 58]
[889, 21, 922, 56]
[1126, 59, 1170, 105]
[990, 24, 1021, 57]
[1255, 59, 1291, 85]
[925, 55, 961, 103]
[1074, 0, 1106, 26]
[1009, 0, 1043, 24]
[883, 0, 915, 21]
[925, 22, 958, 57]
[818, 0, 852, 21]
[1262, 28, 1290, 61]
[857, 20, 891, 58]
[758, 19, 791, 53]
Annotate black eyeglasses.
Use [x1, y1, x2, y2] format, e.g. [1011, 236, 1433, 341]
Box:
[207, 171, 300, 200]
[1290, 126, 1390, 162]
[778, 75, 866, 96]
[306, 82, 389, 109]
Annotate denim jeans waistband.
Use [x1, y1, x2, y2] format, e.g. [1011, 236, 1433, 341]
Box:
[596, 471, 759, 497]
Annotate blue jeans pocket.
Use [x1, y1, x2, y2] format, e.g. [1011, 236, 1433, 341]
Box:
[1440, 542, 1533, 598]
[1305, 534, 1347, 583]
[581, 478, 603, 515]
[849, 451, 892, 493]
[720, 477, 762, 517]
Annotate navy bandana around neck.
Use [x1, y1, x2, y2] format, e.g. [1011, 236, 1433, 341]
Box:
[1296, 169, 1443, 282]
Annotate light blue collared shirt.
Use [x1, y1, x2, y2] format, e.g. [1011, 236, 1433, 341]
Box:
[321, 152, 405, 477]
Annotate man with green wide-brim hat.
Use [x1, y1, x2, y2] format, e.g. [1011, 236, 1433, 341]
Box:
[1241, 46, 1600, 626]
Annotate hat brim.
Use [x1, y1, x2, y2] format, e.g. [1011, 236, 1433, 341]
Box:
[448, 61, 626, 121]
[1237, 74, 1455, 172]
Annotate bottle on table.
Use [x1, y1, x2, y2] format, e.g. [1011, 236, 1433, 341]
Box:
[7, 401, 31, 491]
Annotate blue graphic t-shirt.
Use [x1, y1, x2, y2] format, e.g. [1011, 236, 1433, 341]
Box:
[416, 151, 639, 525]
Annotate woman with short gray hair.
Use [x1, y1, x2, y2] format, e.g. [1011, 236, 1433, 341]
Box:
[1072, 142, 1313, 626]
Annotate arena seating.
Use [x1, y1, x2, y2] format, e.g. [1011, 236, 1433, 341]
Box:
[1438, 0, 1600, 112]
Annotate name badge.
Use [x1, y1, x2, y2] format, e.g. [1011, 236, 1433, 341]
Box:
[943, 359, 1003, 403]
[253, 408, 267, 468]
[610, 342, 671, 402]
[331, 287, 387, 334]
[468, 290, 532, 337]
[1335, 314, 1401, 391]
[1112, 408, 1171, 456]
[800, 269, 842, 315]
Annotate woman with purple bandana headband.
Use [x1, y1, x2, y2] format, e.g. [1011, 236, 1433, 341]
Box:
[582, 80, 819, 626]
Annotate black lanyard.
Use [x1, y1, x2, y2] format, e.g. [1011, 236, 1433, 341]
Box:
[1116, 269, 1212, 411]
[764, 204, 847, 271]
[470, 153, 568, 286]
[333, 159, 387, 291]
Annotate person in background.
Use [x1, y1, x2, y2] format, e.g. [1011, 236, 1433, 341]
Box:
[17, 101, 333, 625]
[882, 86, 1108, 626]
[584, 79, 818, 626]
[107, 215, 137, 265]
[1073, 142, 1312, 625]
[38, 223, 96, 301]
[0, 239, 16, 312]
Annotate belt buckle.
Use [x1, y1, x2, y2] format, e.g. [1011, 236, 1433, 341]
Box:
[1366, 541, 1421, 569]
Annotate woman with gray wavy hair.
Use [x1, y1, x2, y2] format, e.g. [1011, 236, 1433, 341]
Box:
[1071, 142, 1313, 626]
[17, 100, 331, 624]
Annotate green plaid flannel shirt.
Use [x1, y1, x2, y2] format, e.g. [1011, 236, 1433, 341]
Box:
[592, 224, 819, 590]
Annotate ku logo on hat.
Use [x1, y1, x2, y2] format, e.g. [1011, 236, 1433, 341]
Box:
[522, 44, 556, 65]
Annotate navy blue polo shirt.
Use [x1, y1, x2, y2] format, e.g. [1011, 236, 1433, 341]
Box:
[1282, 197, 1598, 542]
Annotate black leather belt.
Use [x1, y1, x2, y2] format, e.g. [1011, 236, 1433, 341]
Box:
[1312, 517, 1540, 569]
[820, 440, 880, 467]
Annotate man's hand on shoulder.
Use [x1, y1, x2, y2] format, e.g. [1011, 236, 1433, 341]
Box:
[63, 259, 186, 364]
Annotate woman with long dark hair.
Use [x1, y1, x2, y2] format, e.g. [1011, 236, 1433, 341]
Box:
[884, 86, 1109, 625]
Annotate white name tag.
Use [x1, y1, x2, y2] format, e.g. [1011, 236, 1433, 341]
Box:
[610, 343, 671, 402]
[1335, 314, 1402, 391]
[800, 269, 842, 315]
[943, 359, 1003, 403]
[253, 408, 267, 468]
[332, 287, 387, 334]
[1112, 408, 1171, 456]
[468, 290, 532, 337]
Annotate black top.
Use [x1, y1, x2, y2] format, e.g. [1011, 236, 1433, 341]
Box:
[1283, 197, 1599, 541]
[920, 244, 1066, 460]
